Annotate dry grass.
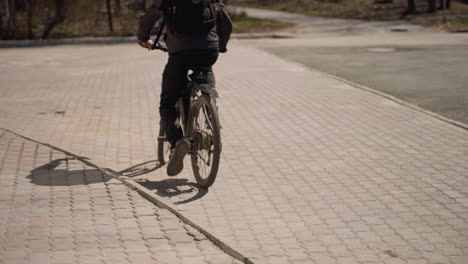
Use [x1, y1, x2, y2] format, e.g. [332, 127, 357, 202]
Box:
[9, 0, 468, 39]
[230, 12, 294, 32]
[418, 16, 468, 31]
[11, 0, 140, 39]
[227, 0, 468, 21]
[10, 0, 293, 39]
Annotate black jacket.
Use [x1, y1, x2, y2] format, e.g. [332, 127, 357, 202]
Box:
[138, 0, 232, 54]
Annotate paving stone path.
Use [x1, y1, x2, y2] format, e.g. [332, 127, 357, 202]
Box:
[0, 131, 240, 264]
[0, 43, 467, 264]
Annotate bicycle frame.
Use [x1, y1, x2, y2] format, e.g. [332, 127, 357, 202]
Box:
[154, 50, 221, 187]
[176, 80, 199, 147]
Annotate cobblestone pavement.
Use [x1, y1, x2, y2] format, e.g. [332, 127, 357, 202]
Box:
[1, 43, 468, 264]
[0, 131, 241, 264]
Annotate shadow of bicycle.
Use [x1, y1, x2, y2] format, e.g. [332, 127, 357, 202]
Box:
[137, 178, 208, 205]
[27, 158, 206, 204]
[118, 160, 208, 204]
[119, 160, 164, 178]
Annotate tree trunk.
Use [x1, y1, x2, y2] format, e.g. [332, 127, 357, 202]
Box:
[0, 0, 4, 38]
[5, 0, 16, 38]
[407, 0, 416, 13]
[24, 0, 34, 39]
[427, 0, 437, 12]
[114, 0, 120, 16]
[42, 0, 66, 39]
[401, 0, 416, 17]
[439, 0, 451, 9]
[106, 0, 114, 33]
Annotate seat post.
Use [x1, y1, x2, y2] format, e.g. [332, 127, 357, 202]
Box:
[190, 67, 211, 84]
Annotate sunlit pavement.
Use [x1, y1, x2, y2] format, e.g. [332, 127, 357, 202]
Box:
[0, 41, 467, 263]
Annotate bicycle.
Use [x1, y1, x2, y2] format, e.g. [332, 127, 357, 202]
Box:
[152, 35, 222, 188]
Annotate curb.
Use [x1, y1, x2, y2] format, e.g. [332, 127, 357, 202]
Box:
[260, 49, 468, 132]
[0, 37, 137, 48]
[317, 71, 468, 131]
[232, 33, 293, 39]
[112, 175, 255, 264]
[0, 127, 255, 264]
[0, 34, 292, 48]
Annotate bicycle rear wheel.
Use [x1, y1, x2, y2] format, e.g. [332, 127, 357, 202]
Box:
[190, 95, 221, 188]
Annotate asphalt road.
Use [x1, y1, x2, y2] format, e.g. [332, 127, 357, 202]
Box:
[266, 44, 468, 124]
[236, 6, 468, 126]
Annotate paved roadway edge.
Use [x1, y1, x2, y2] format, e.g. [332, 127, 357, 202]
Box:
[319, 70, 468, 131]
[0, 127, 255, 264]
[260, 49, 468, 132]
[4, 35, 463, 130]
[0, 34, 292, 48]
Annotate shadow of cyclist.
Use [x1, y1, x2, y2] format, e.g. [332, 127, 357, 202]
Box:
[28, 158, 206, 204]
[26, 158, 112, 186]
[118, 160, 207, 204]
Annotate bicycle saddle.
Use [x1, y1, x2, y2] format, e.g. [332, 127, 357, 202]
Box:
[190, 66, 212, 84]
[189, 67, 219, 98]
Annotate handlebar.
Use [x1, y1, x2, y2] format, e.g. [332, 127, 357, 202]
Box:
[152, 42, 168, 52]
[151, 17, 167, 52]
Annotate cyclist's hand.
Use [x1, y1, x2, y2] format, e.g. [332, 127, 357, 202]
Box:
[139, 40, 153, 50]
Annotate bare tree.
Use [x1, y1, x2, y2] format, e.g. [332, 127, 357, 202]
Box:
[258, 0, 273, 4]
[0, 0, 4, 37]
[10, 0, 17, 36]
[24, 0, 34, 39]
[114, 0, 121, 16]
[428, 0, 437, 12]
[408, 0, 416, 13]
[439, 0, 451, 9]
[402, 0, 416, 16]
[2, 0, 17, 38]
[42, 0, 66, 39]
[106, 0, 114, 33]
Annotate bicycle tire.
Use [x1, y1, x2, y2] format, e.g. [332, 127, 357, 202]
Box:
[190, 95, 221, 188]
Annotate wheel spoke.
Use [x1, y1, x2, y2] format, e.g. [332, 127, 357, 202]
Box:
[190, 96, 220, 188]
[197, 152, 209, 165]
[196, 109, 212, 179]
[202, 106, 214, 131]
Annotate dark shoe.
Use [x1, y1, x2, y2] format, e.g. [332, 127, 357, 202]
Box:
[167, 139, 189, 176]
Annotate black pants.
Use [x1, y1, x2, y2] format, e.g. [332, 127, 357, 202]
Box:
[160, 49, 218, 146]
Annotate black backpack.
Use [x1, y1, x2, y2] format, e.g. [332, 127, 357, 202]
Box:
[161, 0, 217, 35]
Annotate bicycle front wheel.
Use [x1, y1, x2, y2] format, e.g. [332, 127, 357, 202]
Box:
[157, 123, 170, 165]
[190, 95, 221, 188]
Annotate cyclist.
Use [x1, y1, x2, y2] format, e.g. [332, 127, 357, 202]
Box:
[138, 0, 232, 176]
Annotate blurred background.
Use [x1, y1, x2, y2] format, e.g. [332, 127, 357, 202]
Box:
[1, 0, 467, 40]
